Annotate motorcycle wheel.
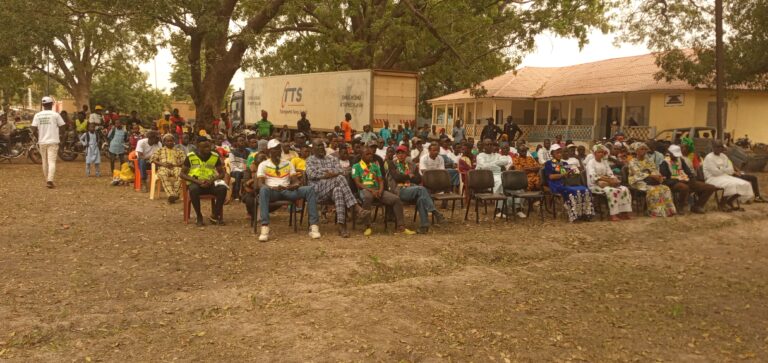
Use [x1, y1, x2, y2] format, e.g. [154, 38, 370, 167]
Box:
[28, 148, 42, 164]
[59, 147, 78, 161]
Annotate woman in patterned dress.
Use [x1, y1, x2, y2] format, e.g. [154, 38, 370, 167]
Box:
[586, 144, 633, 221]
[628, 142, 677, 217]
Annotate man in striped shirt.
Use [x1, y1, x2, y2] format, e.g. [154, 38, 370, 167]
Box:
[257, 139, 320, 242]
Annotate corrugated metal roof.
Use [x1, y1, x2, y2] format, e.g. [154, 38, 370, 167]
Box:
[428, 53, 700, 103]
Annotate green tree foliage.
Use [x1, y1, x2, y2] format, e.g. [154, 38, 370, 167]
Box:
[250, 0, 611, 118]
[131, 0, 287, 132]
[90, 60, 170, 120]
[0, 64, 30, 114]
[0, 0, 156, 109]
[618, 0, 768, 89]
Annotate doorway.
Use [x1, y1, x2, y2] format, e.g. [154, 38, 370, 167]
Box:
[601, 106, 621, 138]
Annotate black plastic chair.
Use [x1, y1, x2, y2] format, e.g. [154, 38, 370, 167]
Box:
[501, 170, 545, 222]
[248, 188, 301, 234]
[463, 169, 507, 224]
[695, 165, 731, 211]
[539, 168, 564, 220]
[422, 169, 464, 219]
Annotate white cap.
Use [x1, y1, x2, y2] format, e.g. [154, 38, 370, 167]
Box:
[668, 144, 683, 157]
[267, 139, 281, 149]
[163, 111, 171, 116]
[41, 96, 54, 104]
[549, 144, 561, 152]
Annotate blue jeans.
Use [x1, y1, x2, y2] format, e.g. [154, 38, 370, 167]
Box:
[138, 158, 149, 181]
[446, 169, 459, 187]
[398, 186, 436, 227]
[259, 186, 318, 226]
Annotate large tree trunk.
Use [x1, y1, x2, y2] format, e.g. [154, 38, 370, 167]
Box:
[194, 68, 236, 133]
[70, 82, 90, 112]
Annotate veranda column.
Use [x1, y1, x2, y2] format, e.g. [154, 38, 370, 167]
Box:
[621, 93, 627, 128]
[492, 100, 497, 124]
[593, 97, 599, 140]
[473, 100, 478, 137]
[547, 100, 552, 125]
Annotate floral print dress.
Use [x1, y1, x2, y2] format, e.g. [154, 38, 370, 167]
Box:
[628, 157, 676, 217]
[586, 158, 633, 216]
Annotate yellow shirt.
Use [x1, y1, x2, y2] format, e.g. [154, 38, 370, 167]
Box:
[291, 157, 306, 172]
[156, 118, 170, 133]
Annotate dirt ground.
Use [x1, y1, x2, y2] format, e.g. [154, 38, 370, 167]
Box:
[1, 160, 767, 362]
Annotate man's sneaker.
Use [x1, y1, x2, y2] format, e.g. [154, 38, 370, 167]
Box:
[363, 227, 373, 236]
[309, 225, 321, 239]
[417, 226, 429, 234]
[259, 226, 270, 242]
[516, 211, 527, 219]
[402, 228, 416, 235]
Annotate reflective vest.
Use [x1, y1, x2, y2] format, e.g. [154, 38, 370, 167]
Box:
[187, 152, 219, 183]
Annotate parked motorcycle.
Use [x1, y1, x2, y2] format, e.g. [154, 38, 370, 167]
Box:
[58, 129, 85, 161]
[0, 127, 42, 164]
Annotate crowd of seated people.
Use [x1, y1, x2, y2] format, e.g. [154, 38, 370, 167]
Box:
[97, 113, 766, 239]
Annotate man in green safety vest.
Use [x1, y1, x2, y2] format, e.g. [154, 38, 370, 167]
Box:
[180, 136, 228, 226]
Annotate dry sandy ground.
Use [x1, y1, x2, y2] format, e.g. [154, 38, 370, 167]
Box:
[1, 161, 767, 362]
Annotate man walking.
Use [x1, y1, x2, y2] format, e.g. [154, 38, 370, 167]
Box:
[31, 96, 66, 188]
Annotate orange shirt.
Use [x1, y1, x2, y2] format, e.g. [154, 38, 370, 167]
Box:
[341, 120, 352, 141]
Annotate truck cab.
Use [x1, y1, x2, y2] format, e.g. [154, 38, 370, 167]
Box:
[229, 89, 245, 129]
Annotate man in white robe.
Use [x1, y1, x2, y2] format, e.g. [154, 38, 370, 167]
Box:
[476, 139, 525, 218]
[703, 141, 754, 209]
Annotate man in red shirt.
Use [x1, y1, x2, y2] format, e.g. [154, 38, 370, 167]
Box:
[340, 113, 352, 142]
[170, 108, 186, 144]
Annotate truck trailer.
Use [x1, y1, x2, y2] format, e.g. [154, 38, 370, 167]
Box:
[229, 69, 418, 133]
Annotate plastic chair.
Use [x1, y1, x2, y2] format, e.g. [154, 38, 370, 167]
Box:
[694, 165, 729, 211]
[539, 168, 563, 220]
[132, 158, 151, 192]
[149, 163, 166, 200]
[586, 173, 609, 221]
[422, 169, 463, 218]
[181, 182, 220, 224]
[501, 170, 545, 222]
[463, 169, 507, 224]
[249, 197, 298, 233]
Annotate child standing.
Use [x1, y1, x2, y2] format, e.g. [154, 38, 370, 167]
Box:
[108, 119, 129, 179]
[79, 123, 102, 176]
[128, 124, 143, 151]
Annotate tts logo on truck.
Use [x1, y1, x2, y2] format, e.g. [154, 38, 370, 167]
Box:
[281, 82, 303, 109]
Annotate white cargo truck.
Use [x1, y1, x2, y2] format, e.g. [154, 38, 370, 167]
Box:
[230, 69, 418, 133]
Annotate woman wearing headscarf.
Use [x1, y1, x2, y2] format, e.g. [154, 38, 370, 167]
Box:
[543, 144, 594, 222]
[681, 136, 701, 170]
[628, 142, 677, 217]
[586, 144, 633, 221]
[150, 133, 186, 203]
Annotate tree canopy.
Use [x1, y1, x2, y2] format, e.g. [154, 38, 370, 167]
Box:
[128, 0, 287, 131]
[90, 60, 170, 120]
[250, 0, 611, 118]
[618, 0, 768, 89]
[0, 0, 156, 109]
